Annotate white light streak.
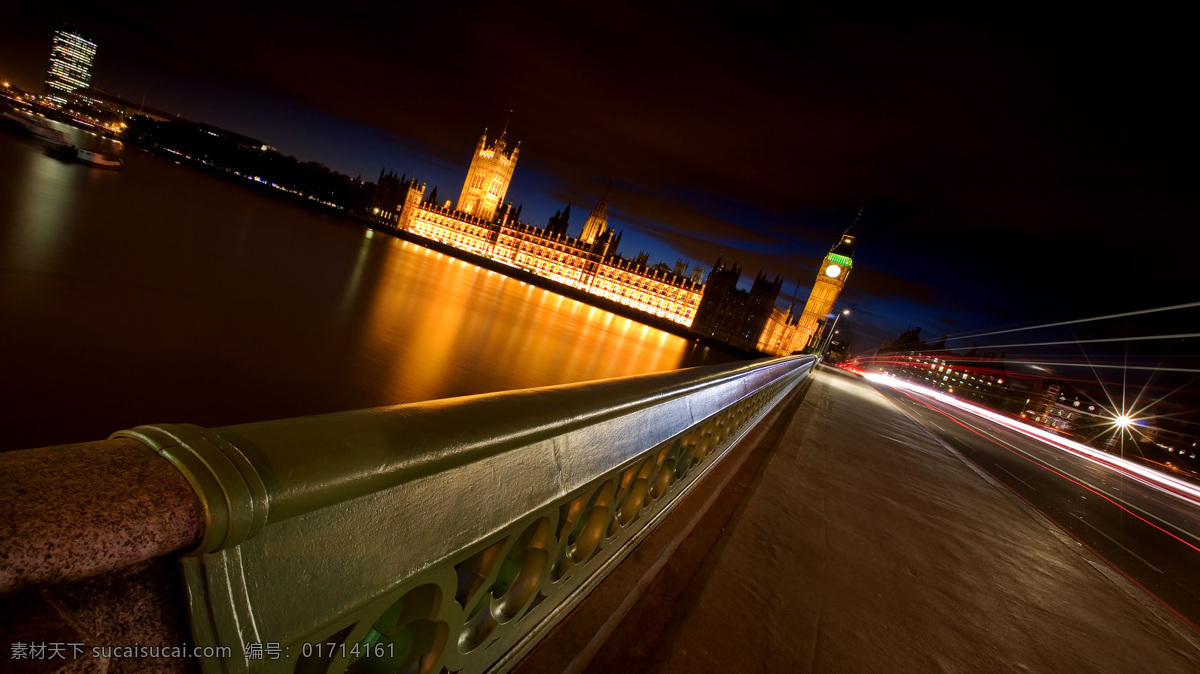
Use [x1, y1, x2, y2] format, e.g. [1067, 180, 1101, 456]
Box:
[864, 373, 1200, 506]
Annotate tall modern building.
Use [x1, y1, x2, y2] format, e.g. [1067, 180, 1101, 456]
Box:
[795, 213, 858, 348]
[44, 27, 97, 105]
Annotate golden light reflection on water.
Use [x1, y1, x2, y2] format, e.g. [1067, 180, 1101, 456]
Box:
[0, 134, 731, 451]
[358, 237, 692, 404]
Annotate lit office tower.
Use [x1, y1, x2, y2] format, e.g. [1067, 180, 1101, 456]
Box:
[45, 27, 97, 104]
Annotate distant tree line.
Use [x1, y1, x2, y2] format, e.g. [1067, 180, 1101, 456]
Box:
[124, 116, 375, 214]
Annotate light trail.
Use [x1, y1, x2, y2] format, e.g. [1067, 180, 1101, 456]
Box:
[864, 358, 1200, 375]
[936, 301, 1200, 344]
[842, 301, 1198, 472]
[870, 377, 1200, 633]
[864, 372, 1200, 507]
[882, 383, 1200, 555]
[910, 333, 1200, 355]
[1066, 330, 1200, 453]
[901, 390, 1200, 543]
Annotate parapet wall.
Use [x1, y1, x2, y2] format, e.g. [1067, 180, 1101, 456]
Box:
[1, 356, 815, 673]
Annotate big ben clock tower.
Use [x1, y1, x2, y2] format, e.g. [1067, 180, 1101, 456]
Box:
[795, 212, 858, 349]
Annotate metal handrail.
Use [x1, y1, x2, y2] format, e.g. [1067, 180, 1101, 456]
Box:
[115, 354, 814, 673]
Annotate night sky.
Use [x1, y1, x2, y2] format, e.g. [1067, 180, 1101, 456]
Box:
[2, 2, 1196, 355]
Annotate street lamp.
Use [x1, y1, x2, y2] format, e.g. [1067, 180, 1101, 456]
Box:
[819, 309, 850, 358]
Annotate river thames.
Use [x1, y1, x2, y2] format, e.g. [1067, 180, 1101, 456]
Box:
[0, 127, 733, 452]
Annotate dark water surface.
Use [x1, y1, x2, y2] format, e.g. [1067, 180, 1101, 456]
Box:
[0, 128, 732, 451]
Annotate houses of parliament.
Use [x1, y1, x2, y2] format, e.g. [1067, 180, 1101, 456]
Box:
[373, 127, 855, 356]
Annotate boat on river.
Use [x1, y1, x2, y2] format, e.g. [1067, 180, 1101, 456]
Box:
[4, 111, 70, 146]
[76, 148, 123, 169]
[29, 124, 69, 146]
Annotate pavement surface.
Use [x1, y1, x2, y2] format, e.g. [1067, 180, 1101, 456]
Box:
[588, 366, 1200, 672]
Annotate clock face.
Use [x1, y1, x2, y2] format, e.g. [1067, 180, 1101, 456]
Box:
[825, 264, 842, 278]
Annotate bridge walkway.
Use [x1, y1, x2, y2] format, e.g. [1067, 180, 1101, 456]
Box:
[581, 366, 1200, 672]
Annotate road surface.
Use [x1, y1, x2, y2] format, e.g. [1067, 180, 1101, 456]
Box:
[585, 366, 1200, 672]
[875, 377, 1200, 629]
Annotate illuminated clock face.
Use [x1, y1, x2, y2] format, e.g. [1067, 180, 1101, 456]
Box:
[825, 264, 842, 278]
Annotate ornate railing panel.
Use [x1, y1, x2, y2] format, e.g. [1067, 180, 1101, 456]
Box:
[114, 355, 814, 673]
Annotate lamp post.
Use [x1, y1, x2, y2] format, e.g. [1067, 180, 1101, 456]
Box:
[819, 309, 850, 359]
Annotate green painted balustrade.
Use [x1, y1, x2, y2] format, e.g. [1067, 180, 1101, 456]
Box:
[115, 355, 815, 673]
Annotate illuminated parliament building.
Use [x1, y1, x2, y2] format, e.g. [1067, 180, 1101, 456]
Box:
[387, 128, 705, 326]
[378, 127, 855, 355]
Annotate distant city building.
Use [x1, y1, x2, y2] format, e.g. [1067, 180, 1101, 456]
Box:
[67, 87, 179, 123]
[45, 27, 97, 105]
[874, 329, 1014, 410]
[370, 170, 404, 225]
[692, 260, 802, 354]
[1024, 382, 1101, 434]
[692, 260, 773, 348]
[1021, 381, 1194, 464]
[56, 87, 179, 134]
[826, 339, 851, 363]
[390, 128, 704, 325]
[796, 215, 858, 349]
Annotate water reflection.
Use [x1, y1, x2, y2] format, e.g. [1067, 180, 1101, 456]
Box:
[350, 238, 694, 404]
[0, 134, 736, 452]
[3, 144, 82, 272]
[338, 228, 382, 326]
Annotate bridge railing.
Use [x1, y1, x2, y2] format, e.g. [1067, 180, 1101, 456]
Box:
[2, 355, 814, 673]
